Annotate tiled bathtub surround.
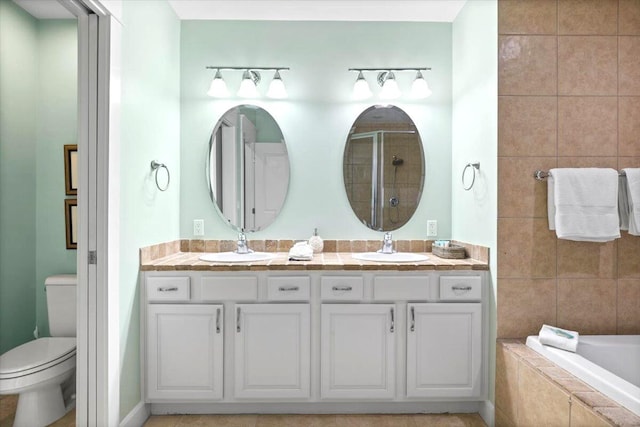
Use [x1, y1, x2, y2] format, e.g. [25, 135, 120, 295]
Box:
[496, 340, 640, 427]
[498, 0, 640, 339]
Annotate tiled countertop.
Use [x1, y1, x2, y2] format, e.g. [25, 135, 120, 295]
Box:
[140, 251, 489, 272]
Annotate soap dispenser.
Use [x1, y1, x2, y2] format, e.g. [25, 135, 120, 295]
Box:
[308, 228, 324, 254]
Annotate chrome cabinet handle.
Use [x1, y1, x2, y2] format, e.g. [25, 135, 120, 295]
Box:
[216, 308, 221, 334]
[452, 285, 472, 292]
[157, 286, 178, 292]
[410, 306, 415, 332]
[332, 286, 353, 291]
[390, 307, 395, 333]
[236, 307, 241, 333]
[278, 286, 299, 292]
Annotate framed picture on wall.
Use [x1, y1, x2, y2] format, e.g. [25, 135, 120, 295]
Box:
[64, 144, 78, 195]
[65, 199, 78, 249]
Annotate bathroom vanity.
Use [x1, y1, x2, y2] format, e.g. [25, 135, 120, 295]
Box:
[140, 249, 489, 415]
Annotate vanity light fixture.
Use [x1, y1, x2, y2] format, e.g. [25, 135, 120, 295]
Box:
[238, 70, 261, 98]
[205, 66, 290, 99]
[349, 67, 432, 100]
[378, 71, 401, 100]
[353, 71, 373, 100]
[266, 70, 287, 99]
[410, 70, 432, 99]
[207, 69, 230, 97]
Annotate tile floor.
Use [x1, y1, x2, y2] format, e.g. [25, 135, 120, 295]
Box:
[0, 394, 487, 427]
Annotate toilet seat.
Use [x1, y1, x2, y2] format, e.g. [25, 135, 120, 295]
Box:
[0, 337, 76, 380]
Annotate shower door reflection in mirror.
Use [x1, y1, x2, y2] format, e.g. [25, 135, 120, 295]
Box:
[208, 105, 290, 232]
[343, 105, 424, 231]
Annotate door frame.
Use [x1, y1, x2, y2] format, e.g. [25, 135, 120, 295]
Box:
[58, 0, 118, 425]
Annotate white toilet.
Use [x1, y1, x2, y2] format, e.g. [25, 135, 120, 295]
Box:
[0, 274, 77, 427]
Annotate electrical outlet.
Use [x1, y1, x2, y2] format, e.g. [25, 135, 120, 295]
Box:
[427, 220, 438, 237]
[193, 219, 204, 236]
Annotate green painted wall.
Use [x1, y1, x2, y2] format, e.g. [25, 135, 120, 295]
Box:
[35, 20, 78, 338]
[180, 21, 453, 241]
[0, 1, 77, 354]
[451, 0, 498, 404]
[119, 0, 181, 420]
[0, 0, 38, 354]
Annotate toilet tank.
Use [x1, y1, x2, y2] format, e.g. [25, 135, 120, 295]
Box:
[45, 274, 77, 337]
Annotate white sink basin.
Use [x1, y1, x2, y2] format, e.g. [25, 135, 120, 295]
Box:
[199, 251, 277, 263]
[351, 252, 429, 263]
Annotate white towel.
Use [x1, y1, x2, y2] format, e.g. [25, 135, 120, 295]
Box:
[538, 324, 579, 353]
[547, 168, 620, 242]
[288, 241, 314, 261]
[622, 168, 640, 236]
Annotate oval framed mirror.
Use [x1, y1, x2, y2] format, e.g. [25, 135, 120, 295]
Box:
[207, 105, 290, 232]
[343, 105, 425, 231]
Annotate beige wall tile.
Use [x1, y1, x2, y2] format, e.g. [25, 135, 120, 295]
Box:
[556, 240, 616, 279]
[618, 279, 640, 334]
[618, 231, 640, 278]
[619, 97, 640, 157]
[620, 0, 640, 35]
[558, 0, 618, 35]
[619, 36, 640, 95]
[557, 156, 619, 169]
[558, 97, 617, 156]
[570, 399, 613, 427]
[498, 218, 557, 278]
[619, 156, 640, 169]
[557, 279, 617, 334]
[498, 279, 557, 337]
[496, 345, 520, 422]
[498, 96, 557, 156]
[499, 157, 557, 218]
[499, 36, 557, 95]
[498, 0, 557, 35]
[518, 363, 571, 427]
[558, 36, 617, 95]
[595, 407, 640, 426]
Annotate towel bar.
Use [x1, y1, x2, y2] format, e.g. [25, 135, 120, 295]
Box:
[534, 169, 626, 181]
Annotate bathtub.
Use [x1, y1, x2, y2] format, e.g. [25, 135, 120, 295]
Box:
[526, 335, 640, 417]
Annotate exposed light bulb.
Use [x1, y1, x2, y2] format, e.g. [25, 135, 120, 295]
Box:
[411, 70, 432, 99]
[266, 70, 287, 99]
[353, 71, 372, 100]
[379, 72, 401, 99]
[237, 70, 259, 98]
[207, 69, 229, 97]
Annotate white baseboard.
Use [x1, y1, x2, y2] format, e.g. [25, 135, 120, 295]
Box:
[479, 400, 494, 427]
[120, 401, 150, 427]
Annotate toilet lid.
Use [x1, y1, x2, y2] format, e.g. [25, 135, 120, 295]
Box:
[0, 337, 76, 375]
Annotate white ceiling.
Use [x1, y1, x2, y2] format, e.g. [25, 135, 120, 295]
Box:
[167, 1, 467, 22]
[12, 0, 467, 22]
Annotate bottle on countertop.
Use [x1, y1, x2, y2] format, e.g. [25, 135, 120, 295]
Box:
[308, 228, 324, 254]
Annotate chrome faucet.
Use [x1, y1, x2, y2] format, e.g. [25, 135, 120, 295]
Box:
[235, 231, 253, 254]
[378, 232, 395, 254]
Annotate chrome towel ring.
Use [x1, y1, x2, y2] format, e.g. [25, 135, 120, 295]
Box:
[150, 160, 170, 191]
[462, 162, 480, 191]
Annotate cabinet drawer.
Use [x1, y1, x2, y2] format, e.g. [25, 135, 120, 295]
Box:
[200, 276, 258, 301]
[439, 276, 481, 301]
[373, 276, 429, 301]
[321, 276, 363, 301]
[147, 277, 190, 302]
[267, 276, 310, 301]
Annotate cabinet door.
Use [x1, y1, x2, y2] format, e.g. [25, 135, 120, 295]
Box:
[406, 303, 481, 398]
[146, 304, 223, 401]
[234, 304, 310, 399]
[321, 304, 396, 399]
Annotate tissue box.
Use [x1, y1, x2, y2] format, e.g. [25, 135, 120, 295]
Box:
[432, 245, 466, 259]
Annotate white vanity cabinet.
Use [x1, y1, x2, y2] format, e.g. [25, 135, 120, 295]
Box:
[234, 303, 310, 399]
[142, 269, 488, 413]
[320, 304, 395, 399]
[146, 304, 224, 401]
